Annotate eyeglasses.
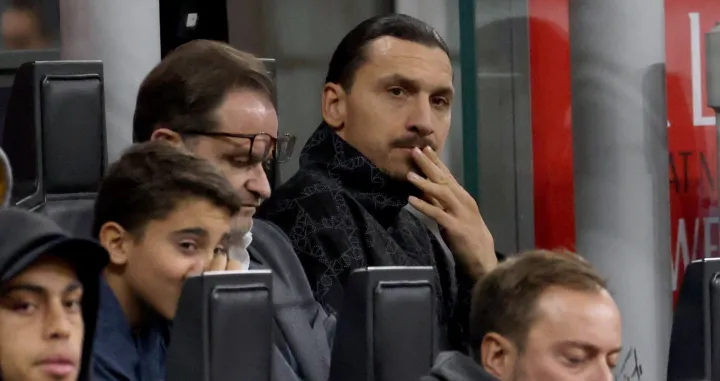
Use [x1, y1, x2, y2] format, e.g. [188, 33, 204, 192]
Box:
[181, 130, 296, 164]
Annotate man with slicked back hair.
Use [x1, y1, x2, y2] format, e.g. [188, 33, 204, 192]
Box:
[257, 14, 499, 352]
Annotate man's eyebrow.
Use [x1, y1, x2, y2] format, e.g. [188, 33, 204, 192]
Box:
[225, 146, 252, 157]
[557, 340, 598, 350]
[379, 73, 419, 90]
[1, 284, 45, 296]
[64, 282, 83, 294]
[0, 282, 83, 300]
[557, 340, 622, 355]
[218, 138, 252, 152]
[378, 73, 454, 97]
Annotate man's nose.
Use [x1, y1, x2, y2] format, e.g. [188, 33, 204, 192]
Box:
[406, 96, 435, 136]
[593, 361, 615, 381]
[44, 303, 73, 340]
[193, 253, 211, 275]
[246, 164, 272, 200]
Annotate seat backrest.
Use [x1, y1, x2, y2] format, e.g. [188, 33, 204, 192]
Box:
[166, 270, 274, 381]
[329, 267, 437, 381]
[667, 257, 720, 380]
[1, 61, 106, 238]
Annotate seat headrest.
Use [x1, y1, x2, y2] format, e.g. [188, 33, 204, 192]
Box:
[329, 266, 437, 381]
[1, 61, 106, 208]
[166, 270, 274, 381]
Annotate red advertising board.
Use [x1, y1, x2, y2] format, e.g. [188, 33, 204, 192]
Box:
[666, 1, 720, 301]
[529, 0, 720, 302]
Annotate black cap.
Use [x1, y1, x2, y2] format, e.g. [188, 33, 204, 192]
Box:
[0, 208, 108, 282]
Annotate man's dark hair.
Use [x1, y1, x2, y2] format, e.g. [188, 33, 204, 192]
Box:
[469, 250, 608, 352]
[133, 39, 275, 143]
[325, 13, 450, 91]
[92, 141, 243, 238]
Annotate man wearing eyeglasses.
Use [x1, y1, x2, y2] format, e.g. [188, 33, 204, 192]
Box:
[132, 40, 331, 381]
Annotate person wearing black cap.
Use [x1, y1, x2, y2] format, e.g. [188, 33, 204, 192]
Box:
[0, 208, 108, 381]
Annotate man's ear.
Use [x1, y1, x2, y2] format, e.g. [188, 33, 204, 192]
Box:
[480, 333, 517, 379]
[150, 127, 183, 145]
[321, 83, 347, 131]
[98, 222, 132, 267]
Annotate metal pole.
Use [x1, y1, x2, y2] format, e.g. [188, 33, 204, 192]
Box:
[569, 1, 672, 379]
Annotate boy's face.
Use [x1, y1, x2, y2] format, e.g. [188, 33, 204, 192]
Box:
[121, 198, 232, 320]
[0, 256, 84, 381]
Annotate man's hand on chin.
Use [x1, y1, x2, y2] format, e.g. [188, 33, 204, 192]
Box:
[406, 146, 497, 279]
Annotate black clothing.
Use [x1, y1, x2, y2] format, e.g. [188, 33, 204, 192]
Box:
[257, 123, 476, 351]
[0, 208, 108, 381]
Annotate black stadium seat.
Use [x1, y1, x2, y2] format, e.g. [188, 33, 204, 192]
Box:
[329, 267, 438, 381]
[165, 270, 275, 381]
[1, 61, 106, 237]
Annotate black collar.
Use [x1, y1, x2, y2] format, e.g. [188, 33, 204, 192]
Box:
[298, 123, 421, 224]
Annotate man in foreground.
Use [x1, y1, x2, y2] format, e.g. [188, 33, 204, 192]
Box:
[0, 208, 108, 381]
[134, 39, 332, 380]
[91, 141, 243, 381]
[423, 250, 622, 381]
[257, 13, 497, 351]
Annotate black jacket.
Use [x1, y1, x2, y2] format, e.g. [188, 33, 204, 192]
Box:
[249, 219, 334, 381]
[421, 352, 498, 381]
[257, 124, 477, 351]
[0, 208, 108, 381]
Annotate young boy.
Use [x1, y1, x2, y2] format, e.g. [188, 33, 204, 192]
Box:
[0, 208, 108, 381]
[90, 141, 243, 381]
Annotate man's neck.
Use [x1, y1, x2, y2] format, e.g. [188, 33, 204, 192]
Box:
[103, 269, 151, 331]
